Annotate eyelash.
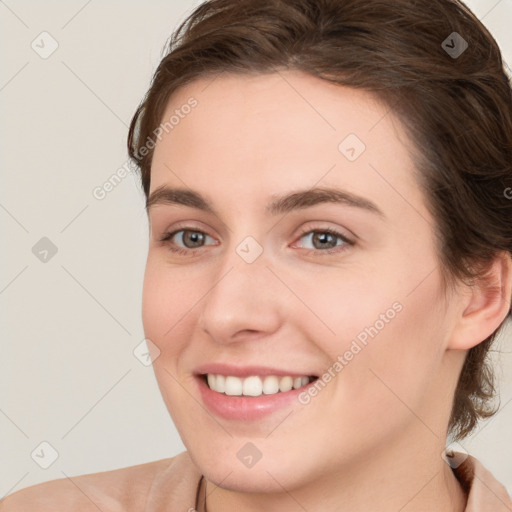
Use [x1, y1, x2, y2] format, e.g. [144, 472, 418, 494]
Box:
[159, 225, 355, 256]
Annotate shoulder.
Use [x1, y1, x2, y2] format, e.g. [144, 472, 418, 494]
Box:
[0, 456, 176, 512]
[453, 453, 512, 512]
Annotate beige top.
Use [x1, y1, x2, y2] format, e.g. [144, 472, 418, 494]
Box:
[1, 451, 511, 511]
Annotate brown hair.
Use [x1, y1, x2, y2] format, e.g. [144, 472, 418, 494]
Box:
[127, 0, 512, 440]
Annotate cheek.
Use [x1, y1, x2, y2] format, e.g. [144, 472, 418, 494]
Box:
[289, 263, 403, 361]
[141, 257, 197, 353]
[302, 251, 447, 420]
[141, 259, 202, 426]
[324, 273, 447, 437]
[142, 263, 167, 343]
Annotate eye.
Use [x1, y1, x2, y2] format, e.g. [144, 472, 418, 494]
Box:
[294, 227, 354, 255]
[159, 228, 217, 255]
[158, 226, 354, 256]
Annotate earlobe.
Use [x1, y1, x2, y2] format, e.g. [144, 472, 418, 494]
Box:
[448, 251, 512, 350]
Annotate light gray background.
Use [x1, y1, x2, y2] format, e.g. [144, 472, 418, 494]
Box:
[1, 0, 511, 499]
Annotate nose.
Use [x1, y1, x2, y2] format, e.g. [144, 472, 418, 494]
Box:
[197, 246, 283, 345]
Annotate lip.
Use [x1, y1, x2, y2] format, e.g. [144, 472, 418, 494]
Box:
[194, 363, 317, 379]
[194, 367, 318, 422]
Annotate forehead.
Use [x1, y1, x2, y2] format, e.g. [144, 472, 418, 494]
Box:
[149, 70, 427, 222]
[155, 70, 391, 158]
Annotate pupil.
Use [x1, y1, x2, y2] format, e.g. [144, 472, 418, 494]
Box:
[185, 231, 203, 247]
[314, 232, 334, 249]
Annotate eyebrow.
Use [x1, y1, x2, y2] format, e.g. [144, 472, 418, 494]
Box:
[146, 185, 384, 218]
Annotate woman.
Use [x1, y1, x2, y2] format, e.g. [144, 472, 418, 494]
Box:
[2, 0, 511, 510]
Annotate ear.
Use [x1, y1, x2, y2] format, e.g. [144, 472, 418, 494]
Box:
[448, 251, 512, 350]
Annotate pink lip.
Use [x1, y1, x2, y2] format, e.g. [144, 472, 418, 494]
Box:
[195, 373, 317, 421]
[194, 363, 316, 379]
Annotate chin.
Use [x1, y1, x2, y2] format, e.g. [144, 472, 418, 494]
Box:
[189, 445, 318, 493]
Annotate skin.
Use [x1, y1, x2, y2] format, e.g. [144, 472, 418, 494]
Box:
[142, 70, 511, 511]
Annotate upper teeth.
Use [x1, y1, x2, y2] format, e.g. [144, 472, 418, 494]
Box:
[206, 374, 311, 396]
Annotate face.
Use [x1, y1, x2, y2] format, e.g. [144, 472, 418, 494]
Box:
[143, 70, 462, 493]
